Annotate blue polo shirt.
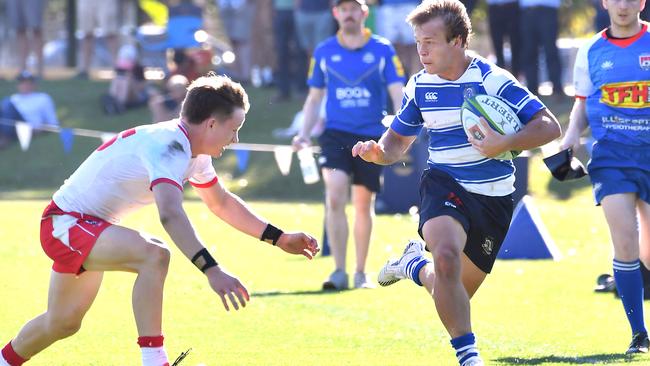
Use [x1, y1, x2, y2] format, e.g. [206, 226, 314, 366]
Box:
[308, 30, 405, 137]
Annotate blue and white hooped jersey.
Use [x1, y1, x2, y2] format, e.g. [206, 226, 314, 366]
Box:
[390, 55, 545, 196]
[573, 23, 650, 147]
[308, 29, 405, 137]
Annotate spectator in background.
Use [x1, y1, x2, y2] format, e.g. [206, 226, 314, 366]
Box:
[292, 0, 405, 290]
[519, 0, 563, 97]
[294, 0, 334, 58]
[148, 75, 189, 122]
[375, 0, 420, 77]
[76, 0, 119, 79]
[487, 0, 521, 78]
[272, 0, 307, 102]
[6, 0, 46, 77]
[218, 0, 255, 84]
[0, 71, 59, 149]
[102, 45, 148, 115]
[169, 49, 201, 82]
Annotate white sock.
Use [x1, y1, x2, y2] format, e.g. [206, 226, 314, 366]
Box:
[141, 346, 169, 366]
[0, 355, 10, 366]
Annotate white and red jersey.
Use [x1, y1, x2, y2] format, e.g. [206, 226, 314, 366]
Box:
[52, 120, 218, 223]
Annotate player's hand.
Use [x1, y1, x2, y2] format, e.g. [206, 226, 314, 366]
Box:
[559, 129, 580, 153]
[276, 232, 320, 259]
[205, 266, 250, 311]
[292, 134, 311, 151]
[468, 118, 510, 158]
[352, 140, 384, 163]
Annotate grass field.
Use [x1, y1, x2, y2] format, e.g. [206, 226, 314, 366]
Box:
[0, 80, 648, 365]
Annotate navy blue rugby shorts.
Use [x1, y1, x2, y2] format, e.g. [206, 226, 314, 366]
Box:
[418, 168, 514, 273]
[317, 128, 383, 192]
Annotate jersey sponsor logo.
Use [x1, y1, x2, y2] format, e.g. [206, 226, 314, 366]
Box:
[392, 55, 405, 78]
[331, 54, 342, 62]
[335, 87, 372, 100]
[424, 91, 438, 102]
[600, 81, 650, 108]
[640, 54, 650, 71]
[600, 60, 614, 70]
[362, 52, 375, 64]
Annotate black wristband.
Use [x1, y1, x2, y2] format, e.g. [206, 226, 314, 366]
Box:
[261, 223, 283, 245]
[191, 248, 218, 273]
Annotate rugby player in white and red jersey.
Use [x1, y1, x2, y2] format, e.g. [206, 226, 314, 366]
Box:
[561, 0, 650, 354]
[0, 74, 319, 366]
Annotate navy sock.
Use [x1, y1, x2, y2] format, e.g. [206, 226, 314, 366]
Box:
[450, 332, 480, 366]
[613, 259, 647, 334]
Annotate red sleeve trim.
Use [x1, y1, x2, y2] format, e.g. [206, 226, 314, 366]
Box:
[190, 176, 219, 188]
[575, 95, 587, 100]
[150, 178, 184, 191]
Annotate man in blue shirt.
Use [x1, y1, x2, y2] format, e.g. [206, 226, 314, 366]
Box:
[561, 0, 650, 354]
[292, 0, 405, 290]
[353, 1, 560, 364]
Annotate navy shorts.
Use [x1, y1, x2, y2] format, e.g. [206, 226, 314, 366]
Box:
[589, 140, 650, 205]
[418, 169, 514, 273]
[317, 129, 383, 192]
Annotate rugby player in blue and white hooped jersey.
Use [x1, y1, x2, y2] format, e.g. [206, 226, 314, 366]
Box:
[353, 1, 560, 365]
[561, 0, 650, 354]
[293, 0, 405, 290]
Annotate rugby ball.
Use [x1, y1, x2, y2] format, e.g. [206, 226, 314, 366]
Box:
[460, 94, 523, 160]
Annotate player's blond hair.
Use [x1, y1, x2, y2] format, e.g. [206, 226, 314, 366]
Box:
[406, 0, 472, 48]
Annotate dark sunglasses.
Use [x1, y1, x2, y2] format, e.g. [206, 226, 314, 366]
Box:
[542, 148, 588, 181]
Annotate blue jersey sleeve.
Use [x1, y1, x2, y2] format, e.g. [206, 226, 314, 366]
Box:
[483, 67, 545, 125]
[383, 43, 406, 85]
[307, 47, 326, 89]
[390, 76, 423, 136]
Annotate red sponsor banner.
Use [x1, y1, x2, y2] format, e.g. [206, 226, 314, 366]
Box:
[600, 81, 650, 108]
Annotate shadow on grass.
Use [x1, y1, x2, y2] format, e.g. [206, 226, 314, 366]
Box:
[252, 289, 351, 297]
[545, 175, 591, 201]
[495, 353, 641, 364]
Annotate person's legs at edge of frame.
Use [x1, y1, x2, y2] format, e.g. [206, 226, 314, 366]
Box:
[0, 208, 173, 366]
[594, 162, 650, 353]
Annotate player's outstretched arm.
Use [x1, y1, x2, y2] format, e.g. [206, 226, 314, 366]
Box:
[352, 128, 415, 165]
[560, 98, 589, 152]
[204, 266, 250, 311]
[194, 180, 320, 259]
[152, 182, 249, 311]
[275, 232, 319, 259]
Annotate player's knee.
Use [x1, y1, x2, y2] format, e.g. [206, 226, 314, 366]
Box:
[47, 312, 83, 339]
[432, 246, 461, 278]
[326, 195, 346, 212]
[142, 244, 171, 274]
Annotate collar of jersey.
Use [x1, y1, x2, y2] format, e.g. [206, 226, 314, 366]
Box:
[336, 28, 371, 50]
[602, 22, 647, 48]
[177, 120, 190, 142]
